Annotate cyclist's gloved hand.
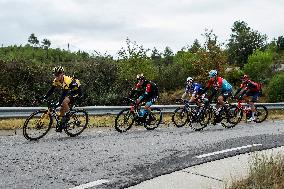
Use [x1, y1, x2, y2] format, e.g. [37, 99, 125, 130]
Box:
[135, 99, 140, 105]
[55, 102, 61, 107]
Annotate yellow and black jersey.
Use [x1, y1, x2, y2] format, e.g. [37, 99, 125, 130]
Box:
[52, 75, 81, 91]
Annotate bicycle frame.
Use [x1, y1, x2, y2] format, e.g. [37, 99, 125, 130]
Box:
[236, 99, 251, 117]
[130, 103, 150, 123]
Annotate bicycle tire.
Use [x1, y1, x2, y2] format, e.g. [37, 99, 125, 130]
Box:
[221, 105, 240, 128]
[64, 109, 89, 137]
[114, 108, 135, 133]
[254, 105, 268, 123]
[233, 105, 243, 124]
[190, 107, 209, 131]
[144, 107, 162, 130]
[23, 110, 52, 141]
[172, 107, 189, 127]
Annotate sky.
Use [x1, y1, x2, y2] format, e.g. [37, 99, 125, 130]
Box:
[0, 0, 283, 56]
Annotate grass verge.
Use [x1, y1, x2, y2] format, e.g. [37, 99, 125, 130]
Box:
[226, 152, 284, 189]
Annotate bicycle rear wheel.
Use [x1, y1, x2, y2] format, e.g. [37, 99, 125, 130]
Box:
[172, 107, 189, 127]
[23, 110, 52, 141]
[115, 108, 135, 133]
[64, 109, 89, 137]
[254, 105, 268, 123]
[144, 107, 162, 130]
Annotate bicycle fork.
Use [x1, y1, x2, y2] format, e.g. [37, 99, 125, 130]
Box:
[37, 110, 50, 126]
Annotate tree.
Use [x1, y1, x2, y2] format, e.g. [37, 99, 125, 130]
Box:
[28, 33, 39, 47]
[227, 21, 267, 67]
[151, 47, 162, 66]
[116, 38, 154, 86]
[189, 39, 201, 53]
[42, 39, 51, 49]
[200, 29, 226, 77]
[163, 46, 174, 65]
[117, 38, 149, 60]
[42, 39, 51, 58]
[28, 33, 39, 59]
[276, 36, 284, 51]
[243, 49, 273, 84]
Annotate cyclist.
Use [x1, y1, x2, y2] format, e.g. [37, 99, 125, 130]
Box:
[181, 76, 204, 107]
[233, 75, 261, 122]
[129, 74, 159, 118]
[199, 70, 233, 115]
[43, 66, 82, 132]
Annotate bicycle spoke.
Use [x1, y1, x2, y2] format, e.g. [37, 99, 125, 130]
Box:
[23, 110, 52, 140]
[115, 109, 134, 133]
[172, 107, 189, 127]
[144, 108, 162, 130]
[64, 110, 88, 137]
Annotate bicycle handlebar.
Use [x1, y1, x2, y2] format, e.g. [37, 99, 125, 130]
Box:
[34, 96, 59, 109]
[123, 97, 147, 107]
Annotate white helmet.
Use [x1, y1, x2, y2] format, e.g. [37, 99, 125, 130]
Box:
[136, 73, 145, 81]
[186, 77, 193, 83]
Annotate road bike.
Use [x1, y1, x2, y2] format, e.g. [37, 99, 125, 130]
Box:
[233, 99, 268, 123]
[114, 98, 162, 133]
[23, 98, 88, 140]
[198, 99, 240, 129]
[172, 99, 208, 131]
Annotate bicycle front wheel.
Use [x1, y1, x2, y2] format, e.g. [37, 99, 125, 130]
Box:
[232, 105, 243, 124]
[144, 107, 162, 130]
[190, 107, 209, 131]
[114, 108, 135, 133]
[64, 109, 89, 137]
[254, 105, 268, 123]
[172, 107, 189, 127]
[222, 105, 243, 128]
[23, 110, 52, 141]
[221, 105, 240, 128]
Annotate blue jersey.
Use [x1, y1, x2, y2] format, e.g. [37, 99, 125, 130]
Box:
[185, 83, 203, 95]
[220, 78, 232, 92]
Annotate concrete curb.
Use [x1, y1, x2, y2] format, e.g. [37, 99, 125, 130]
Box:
[127, 146, 284, 189]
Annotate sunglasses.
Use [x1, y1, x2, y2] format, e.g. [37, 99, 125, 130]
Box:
[54, 73, 62, 77]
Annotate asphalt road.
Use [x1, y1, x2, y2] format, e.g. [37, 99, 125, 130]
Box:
[0, 120, 284, 189]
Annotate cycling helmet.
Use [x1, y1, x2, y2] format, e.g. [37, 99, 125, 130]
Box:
[208, 70, 217, 78]
[186, 77, 193, 83]
[136, 73, 145, 81]
[242, 74, 249, 80]
[52, 66, 64, 74]
[242, 74, 249, 82]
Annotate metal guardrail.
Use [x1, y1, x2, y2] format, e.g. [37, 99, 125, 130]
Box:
[0, 103, 283, 119]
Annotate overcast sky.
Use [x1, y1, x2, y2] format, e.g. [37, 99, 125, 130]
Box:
[0, 0, 283, 56]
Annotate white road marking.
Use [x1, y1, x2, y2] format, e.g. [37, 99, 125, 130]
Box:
[195, 144, 263, 159]
[69, 179, 109, 189]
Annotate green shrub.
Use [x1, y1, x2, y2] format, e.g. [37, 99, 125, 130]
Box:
[267, 73, 284, 102]
[225, 68, 244, 88]
[244, 50, 273, 84]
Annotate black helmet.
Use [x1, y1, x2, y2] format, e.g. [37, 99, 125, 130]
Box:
[52, 66, 64, 75]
